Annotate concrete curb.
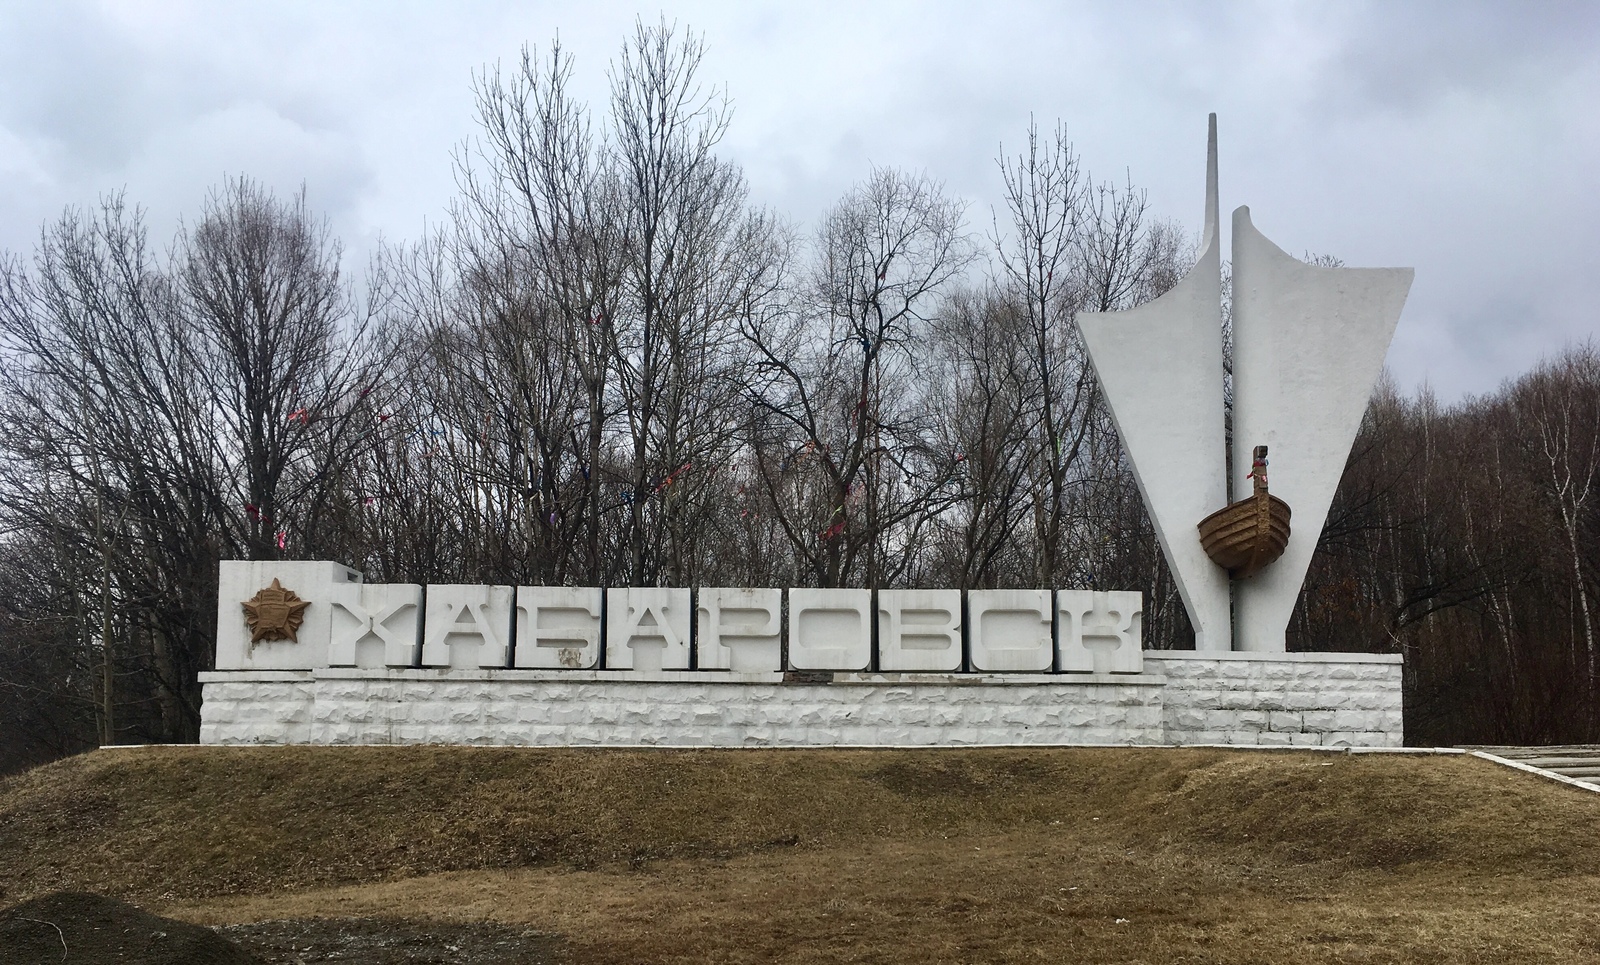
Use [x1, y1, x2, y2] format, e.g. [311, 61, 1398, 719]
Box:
[99, 743, 1455, 753]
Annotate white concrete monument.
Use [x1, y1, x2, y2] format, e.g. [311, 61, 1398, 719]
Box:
[202, 562, 1409, 748]
[1229, 209, 1412, 650]
[1076, 116, 1230, 651]
[216, 560, 362, 670]
[605, 587, 692, 672]
[329, 582, 423, 668]
[421, 584, 514, 669]
[1058, 590, 1143, 674]
[696, 588, 783, 672]
[788, 588, 872, 671]
[515, 586, 603, 669]
[877, 589, 963, 672]
[1078, 114, 1412, 652]
[967, 589, 1054, 672]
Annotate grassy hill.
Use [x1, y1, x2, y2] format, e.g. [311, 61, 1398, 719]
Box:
[3, 746, 1598, 963]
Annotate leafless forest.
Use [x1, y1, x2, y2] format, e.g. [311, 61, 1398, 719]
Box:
[1, 23, 1595, 771]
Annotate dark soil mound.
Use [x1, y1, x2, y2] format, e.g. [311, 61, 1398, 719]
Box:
[0, 891, 261, 965]
[218, 917, 561, 964]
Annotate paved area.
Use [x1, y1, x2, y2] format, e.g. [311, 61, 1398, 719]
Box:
[1461, 745, 1600, 792]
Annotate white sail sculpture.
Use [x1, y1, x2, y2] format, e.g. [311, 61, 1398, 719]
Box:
[1079, 115, 1412, 652]
[1077, 116, 1232, 651]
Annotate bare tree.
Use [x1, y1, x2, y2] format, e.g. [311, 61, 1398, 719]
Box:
[921, 288, 1036, 587]
[0, 197, 205, 742]
[746, 166, 972, 587]
[1512, 345, 1600, 693]
[456, 40, 626, 584]
[993, 121, 1191, 590]
[0, 182, 385, 745]
[993, 119, 1088, 586]
[608, 17, 787, 586]
[179, 178, 387, 563]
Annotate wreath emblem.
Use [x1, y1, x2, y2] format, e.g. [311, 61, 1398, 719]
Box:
[241, 578, 311, 645]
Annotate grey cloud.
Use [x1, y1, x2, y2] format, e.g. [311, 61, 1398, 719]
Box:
[0, 1, 1594, 404]
[0, 5, 154, 174]
[1327, 1, 1600, 115]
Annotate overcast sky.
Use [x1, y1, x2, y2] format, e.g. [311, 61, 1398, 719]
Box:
[1, 1, 1594, 401]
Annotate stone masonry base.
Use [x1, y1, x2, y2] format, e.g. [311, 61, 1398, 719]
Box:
[199, 651, 1403, 748]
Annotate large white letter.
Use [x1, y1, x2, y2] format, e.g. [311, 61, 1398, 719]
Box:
[515, 587, 603, 669]
[878, 589, 962, 672]
[696, 588, 782, 672]
[605, 588, 691, 672]
[421, 585, 514, 668]
[1057, 590, 1143, 674]
[329, 582, 422, 668]
[967, 589, 1053, 672]
[788, 589, 871, 671]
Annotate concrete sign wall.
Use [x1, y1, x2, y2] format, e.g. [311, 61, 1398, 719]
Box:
[207, 560, 1404, 748]
[216, 560, 362, 671]
[214, 561, 1146, 676]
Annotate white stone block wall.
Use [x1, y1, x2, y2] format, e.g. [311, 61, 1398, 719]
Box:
[199, 652, 1402, 748]
[200, 670, 1167, 747]
[199, 672, 318, 745]
[1145, 652, 1403, 748]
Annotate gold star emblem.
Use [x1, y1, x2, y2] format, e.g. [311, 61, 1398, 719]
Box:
[241, 578, 311, 645]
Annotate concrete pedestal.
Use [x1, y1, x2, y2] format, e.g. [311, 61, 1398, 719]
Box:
[199, 651, 1402, 748]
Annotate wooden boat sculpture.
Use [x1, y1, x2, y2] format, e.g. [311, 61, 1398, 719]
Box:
[1197, 445, 1291, 579]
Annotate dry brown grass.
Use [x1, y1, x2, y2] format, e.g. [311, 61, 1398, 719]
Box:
[3, 745, 1599, 962]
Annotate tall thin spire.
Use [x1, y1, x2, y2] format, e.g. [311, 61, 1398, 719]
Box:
[1204, 112, 1219, 249]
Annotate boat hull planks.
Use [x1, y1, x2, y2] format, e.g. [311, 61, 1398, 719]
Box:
[1198, 491, 1291, 579]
